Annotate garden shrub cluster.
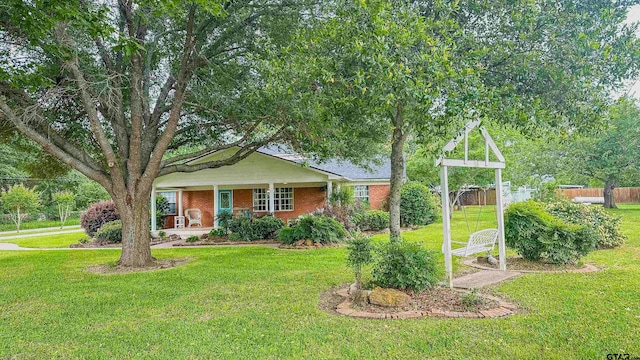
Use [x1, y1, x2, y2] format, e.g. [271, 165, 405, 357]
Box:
[545, 200, 626, 249]
[228, 215, 285, 241]
[94, 220, 122, 243]
[81, 201, 120, 236]
[346, 233, 375, 287]
[505, 201, 597, 264]
[400, 182, 437, 227]
[357, 210, 390, 231]
[277, 214, 347, 244]
[371, 238, 441, 291]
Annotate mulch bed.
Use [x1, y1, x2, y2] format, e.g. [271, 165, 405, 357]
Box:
[172, 239, 280, 246]
[466, 257, 599, 273]
[87, 257, 192, 274]
[70, 234, 179, 248]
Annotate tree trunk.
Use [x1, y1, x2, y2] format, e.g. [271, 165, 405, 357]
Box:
[389, 104, 407, 243]
[603, 180, 617, 209]
[113, 188, 155, 267]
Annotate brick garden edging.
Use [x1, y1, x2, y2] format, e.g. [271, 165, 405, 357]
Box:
[334, 287, 518, 320]
[462, 258, 600, 274]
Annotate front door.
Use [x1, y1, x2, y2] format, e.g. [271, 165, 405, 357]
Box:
[218, 190, 233, 214]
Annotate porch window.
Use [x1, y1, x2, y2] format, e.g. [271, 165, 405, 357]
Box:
[354, 185, 370, 202]
[157, 191, 177, 215]
[252, 187, 294, 212]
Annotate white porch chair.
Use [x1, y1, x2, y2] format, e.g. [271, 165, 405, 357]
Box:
[443, 228, 499, 257]
[185, 208, 202, 227]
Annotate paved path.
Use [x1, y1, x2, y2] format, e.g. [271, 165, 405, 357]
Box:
[453, 270, 521, 289]
[0, 228, 84, 241]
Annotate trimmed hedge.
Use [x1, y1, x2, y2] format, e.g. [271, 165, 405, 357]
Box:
[81, 201, 120, 237]
[505, 201, 597, 264]
[372, 239, 441, 291]
[228, 215, 285, 241]
[94, 220, 122, 243]
[357, 210, 390, 231]
[400, 182, 437, 226]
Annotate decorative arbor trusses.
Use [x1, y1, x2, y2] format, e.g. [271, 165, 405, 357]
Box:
[435, 120, 507, 288]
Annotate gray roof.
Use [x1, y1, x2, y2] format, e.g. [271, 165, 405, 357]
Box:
[257, 146, 393, 180]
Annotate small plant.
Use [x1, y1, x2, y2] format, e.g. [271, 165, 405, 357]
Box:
[94, 220, 123, 243]
[277, 227, 298, 244]
[155, 195, 170, 230]
[460, 288, 484, 309]
[209, 228, 226, 237]
[216, 210, 234, 235]
[158, 230, 167, 240]
[372, 238, 441, 292]
[357, 210, 390, 231]
[346, 233, 374, 288]
[77, 236, 91, 244]
[186, 235, 199, 243]
[53, 191, 75, 228]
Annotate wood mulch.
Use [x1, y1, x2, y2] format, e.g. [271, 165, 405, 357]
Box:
[86, 257, 192, 274]
[172, 239, 279, 247]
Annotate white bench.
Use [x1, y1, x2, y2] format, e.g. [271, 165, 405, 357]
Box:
[572, 196, 604, 205]
[443, 229, 499, 257]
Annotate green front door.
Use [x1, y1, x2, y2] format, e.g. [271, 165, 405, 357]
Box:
[218, 190, 233, 214]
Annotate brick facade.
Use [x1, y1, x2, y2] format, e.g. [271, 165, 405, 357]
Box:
[159, 184, 390, 229]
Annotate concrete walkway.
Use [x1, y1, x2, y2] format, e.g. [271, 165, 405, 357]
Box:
[453, 270, 521, 289]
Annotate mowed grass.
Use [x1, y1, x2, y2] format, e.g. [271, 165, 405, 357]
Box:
[0, 232, 87, 248]
[0, 218, 80, 232]
[0, 206, 639, 359]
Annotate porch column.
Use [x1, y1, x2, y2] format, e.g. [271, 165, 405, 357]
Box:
[336, 183, 341, 206]
[151, 186, 157, 232]
[327, 180, 333, 204]
[178, 190, 183, 218]
[213, 184, 219, 229]
[495, 169, 507, 271]
[268, 182, 275, 215]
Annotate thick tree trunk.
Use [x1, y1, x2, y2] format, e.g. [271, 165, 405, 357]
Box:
[113, 188, 155, 267]
[389, 105, 407, 243]
[603, 180, 617, 209]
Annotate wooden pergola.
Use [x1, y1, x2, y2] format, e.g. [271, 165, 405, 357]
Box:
[436, 120, 507, 288]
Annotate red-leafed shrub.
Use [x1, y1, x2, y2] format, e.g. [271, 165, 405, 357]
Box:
[81, 201, 120, 237]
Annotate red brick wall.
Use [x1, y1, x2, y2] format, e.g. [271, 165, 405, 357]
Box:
[162, 190, 214, 228]
[369, 184, 390, 210]
[232, 187, 326, 223]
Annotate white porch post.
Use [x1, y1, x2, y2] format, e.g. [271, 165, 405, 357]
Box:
[495, 169, 507, 271]
[178, 190, 183, 218]
[268, 183, 275, 215]
[213, 184, 219, 229]
[151, 187, 157, 232]
[440, 166, 453, 288]
[336, 183, 341, 206]
[327, 180, 333, 205]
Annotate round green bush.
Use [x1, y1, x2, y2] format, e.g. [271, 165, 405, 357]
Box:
[296, 215, 347, 244]
[277, 227, 298, 244]
[400, 182, 436, 227]
[505, 200, 597, 264]
[94, 220, 122, 243]
[372, 239, 441, 291]
[358, 210, 390, 231]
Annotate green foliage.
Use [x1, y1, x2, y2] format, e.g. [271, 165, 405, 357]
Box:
[372, 239, 441, 292]
[460, 289, 484, 309]
[295, 215, 347, 244]
[53, 191, 75, 228]
[186, 235, 199, 243]
[208, 228, 225, 237]
[80, 201, 120, 237]
[155, 195, 170, 230]
[357, 210, 390, 231]
[94, 220, 122, 243]
[346, 233, 374, 285]
[329, 186, 354, 206]
[277, 227, 298, 245]
[77, 236, 91, 245]
[546, 201, 626, 249]
[400, 182, 436, 226]
[0, 184, 41, 231]
[74, 180, 110, 210]
[534, 181, 561, 203]
[158, 231, 167, 240]
[504, 201, 596, 264]
[215, 210, 234, 235]
[228, 215, 285, 241]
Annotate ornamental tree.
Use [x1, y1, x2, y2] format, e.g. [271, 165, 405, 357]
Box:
[0, 184, 41, 232]
[0, 1, 382, 266]
[53, 191, 75, 228]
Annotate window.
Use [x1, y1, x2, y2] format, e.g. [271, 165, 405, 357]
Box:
[253, 189, 268, 211]
[252, 187, 294, 212]
[353, 185, 370, 202]
[157, 191, 177, 215]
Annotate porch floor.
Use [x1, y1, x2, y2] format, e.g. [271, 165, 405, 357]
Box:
[161, 227, 214, 237]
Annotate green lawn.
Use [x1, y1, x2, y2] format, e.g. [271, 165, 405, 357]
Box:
[0, 206, 639, 358]
[0, 232, 87, 248]
[0, 218, 81, 232]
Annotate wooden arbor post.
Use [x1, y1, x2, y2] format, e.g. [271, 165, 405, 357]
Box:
[436, 120, 508, 288]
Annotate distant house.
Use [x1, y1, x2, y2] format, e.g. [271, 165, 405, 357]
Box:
[152, 147, 392, 230]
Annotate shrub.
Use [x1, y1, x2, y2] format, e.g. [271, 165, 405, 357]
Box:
[296, 215, 347, 244]
[94, 220, 122, 243]
[229, 216, 257, 241]
[209, 228, 225, 237]
[277, 227, 299, 244]
[158, 230, 167, 240]
[186, 235, 199, 243]
[504, 201, 597, 264]
[346, 233, 374, 287]
[400, 182, 436, 226]
[81, 201, 119, 237]
[216, 210, 234, 234]
[460, 288, 483, 309]
[78, 236, 91, 244]
[545, 200, 626, 249]
[155, 195, 170, 229]
[357, 210, 390, 231]
[372, 239, 441, 292]
[228, 215, 285, 241]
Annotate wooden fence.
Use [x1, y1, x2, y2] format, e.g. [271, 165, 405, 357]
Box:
[556, 187, 640, 204]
